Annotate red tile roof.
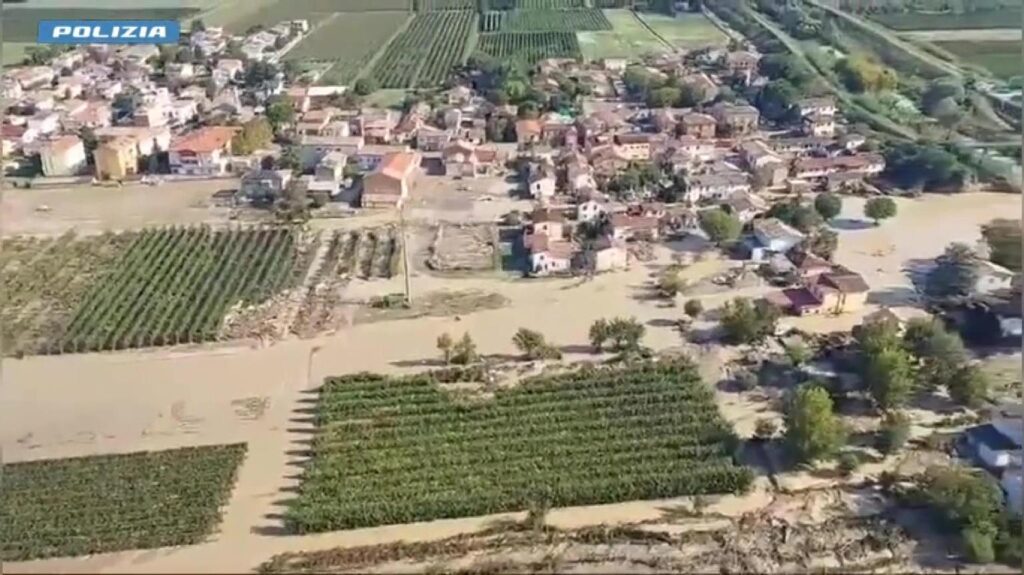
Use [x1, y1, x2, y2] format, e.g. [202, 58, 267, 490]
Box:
[170, 126, 238, 153]
[375, 152, 419, 180]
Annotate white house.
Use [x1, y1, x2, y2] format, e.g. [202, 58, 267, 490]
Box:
[40, 135, 87, 176]
[577, 199, 607, 223]
[529, 170, 556, 200]
[168, 126, 237, 176]
[752, 218, 805, 253]
[527, 233, 574, 276]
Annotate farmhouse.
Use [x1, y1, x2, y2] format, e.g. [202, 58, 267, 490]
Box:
[362, 152, 420, 209]
[168, 126, 238, 176]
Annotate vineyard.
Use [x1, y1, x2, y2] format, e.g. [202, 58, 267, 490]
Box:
[50, 226, 307, 354]
[481, 8, 612, 31]
[1, 232, 135, 357]
[477, 31, 582, 64]
[285, 361, 752, 533]
[284, 12, 410, 85]
[487, 0, 585, 8]
[369, 11, 477, 88]
[292, 228, 402, 336]
[418, 0, 477, 9]
[1, 444, 247, 561]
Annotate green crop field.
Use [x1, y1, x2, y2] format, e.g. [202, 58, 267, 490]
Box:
[868, 6, 1021, 29]
[420, 0, 476, 8]
[2, 444, 246, 561]
[635, 13, 729, 49]
[285, 12, 411, 84]
[477, 31, 581, 64]
[488, 0, 585, 8]
[577, 9, 669, 60]
[482, 9, 612, 31]
[16, 226, 307, 354]
[934, 40, 1023, 78]
[285, 362, 752, 533]
[369, 11, 477, 89]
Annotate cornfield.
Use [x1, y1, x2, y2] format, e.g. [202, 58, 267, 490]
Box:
[1, 444, 247, 561]
[286, 362, 752, 533]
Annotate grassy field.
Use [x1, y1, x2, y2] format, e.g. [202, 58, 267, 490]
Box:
[2, 444, 246, 561]
[482, 9, 612, 32]
[284, 12, 411, 84]
[934, 40, 1023, 78]
[635, 12, 729, 50]
[2, 43, 34, 67]
[285, 362, 752, 533]
[577, 9, 668, 60]
[871, 7, 1022, 30]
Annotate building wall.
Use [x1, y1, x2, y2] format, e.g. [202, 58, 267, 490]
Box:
[362, 174, 405, 208]
[41, 143, 87, 177]
[594, 247, 627, 272]
[169, 149, 228, 175]
[533, 221, 563, 239]
[980, 442, 1013, 468]
[95, 146, 137, 180]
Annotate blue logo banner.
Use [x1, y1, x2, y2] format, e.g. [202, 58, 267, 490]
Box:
[38, 20, 180, 45]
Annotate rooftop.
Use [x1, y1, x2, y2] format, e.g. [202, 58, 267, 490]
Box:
[170, 126, 237, 153]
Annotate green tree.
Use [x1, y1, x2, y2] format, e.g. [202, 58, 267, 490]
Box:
[190, 17, 207, 32]
[903, 318, 968, 390]
[864, 346, 916, 410]
[607, 317, 645, 352]
[918, 465, 1005, 563]
[720, 298, 780, 345]
[926, 243, 979, 298]
[656, 267, 687, 298]
[864, 197, 897, 225]
[813, 193, 842, 221]
[684, 299, 704, 318]
[784, 383, 846, 463]
[755, 79, 799, 122]
[768, 198, 823, 233]
[451, 333, 478, 365]
[805, 227, 838, 260]
[231, 118, 273, 155]
[877, 410, 910, 454]
[784, 340, 812, 366]
[647, 86, 681, 108]
[883, 142, 966, 191]
[698, 208, 742, 246]
[948, 364, 989, 408]
[589, 319, 610, 352]
[436, 333, 454, 364]
[265, 100, 295, 130]
[513, 328, 559, 360]
[980, 219, 1021, 271]
[353, 78, 378, 96]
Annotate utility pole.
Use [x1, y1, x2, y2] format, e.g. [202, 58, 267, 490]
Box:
[399, 204, 412, 306]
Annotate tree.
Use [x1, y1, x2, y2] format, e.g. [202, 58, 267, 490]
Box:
[277, 147, 300, 172]
[589, 319, 610, 352]
[656, 267, 686, 298]
[755, 418, 778, 440]
[607, 317, 646, 352]
[265, 100, 295, 130]
[932, 97, 964, 138]
[926, 243, 979, 298]
[647, 86, 681, 108]
[921, 77, 965, 115]
[948, 364, 989, 408]
[864, 197, 896, 225]
[698, 208, 742, 246]
[191, 17, 207, 32]
[784, 340, 812, 366]
[813, 193, 842, 221]
[805, 228, 838, 260]
[883, 142, 966, 191]
[353, 78, 378, 96]
[784, 383, 846, 463]
[768, 198, 823, 233]
[877, 410, 910, 454]
[244, 61, 279, 88]
[903, 318, 968, 390]
[864, 346, 916, 410]
[451, 333, 478, 365]
[981, 219, 1021, 271]
[512, 328, 560, 360]
[684, 299, 704, 318]
[755, 79, 799, 122]
[275, 181, 310, 222]
[838, 452, 860, 477]
[436, 333, 454, 364]
[719, 298, 780, 345]
[231, 118, 273, 156]
[918, 465, 1005, 563]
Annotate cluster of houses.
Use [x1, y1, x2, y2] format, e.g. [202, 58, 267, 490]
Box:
[0, 20, 316, 181]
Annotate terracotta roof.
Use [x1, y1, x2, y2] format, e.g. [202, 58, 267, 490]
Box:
[1, 124, 26, 138]
[170, 126, 237, 153]
[610, 214, 659, 230]
[375, 152, 419, 180]
[516, 119, 542, 135]
[527, 233, 575, 259]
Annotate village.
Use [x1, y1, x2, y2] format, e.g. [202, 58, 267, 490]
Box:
[0, 9, 1021, 575]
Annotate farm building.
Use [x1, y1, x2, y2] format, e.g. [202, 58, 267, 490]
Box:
[362, 152, 421, 209]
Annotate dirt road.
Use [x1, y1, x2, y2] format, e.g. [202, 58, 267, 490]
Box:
[3, 191, 1018, 573]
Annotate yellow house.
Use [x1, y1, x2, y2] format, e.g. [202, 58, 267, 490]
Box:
[94, 136, 138, 181]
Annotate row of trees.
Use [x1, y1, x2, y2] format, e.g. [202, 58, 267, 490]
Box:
[855, 315, 989, 410]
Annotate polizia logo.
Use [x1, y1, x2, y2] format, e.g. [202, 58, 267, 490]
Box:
[38, 20, 181, 45]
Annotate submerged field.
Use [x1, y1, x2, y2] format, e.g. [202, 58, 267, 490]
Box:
[1, 444, 246, 561]
[286, 362, 752, 533]
[935, 40, 1022, 78]
[2, 227, 309, 356]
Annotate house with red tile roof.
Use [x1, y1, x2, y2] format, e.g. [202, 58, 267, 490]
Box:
[362, 152, 421, 209]
[168, 126, 238, 176]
